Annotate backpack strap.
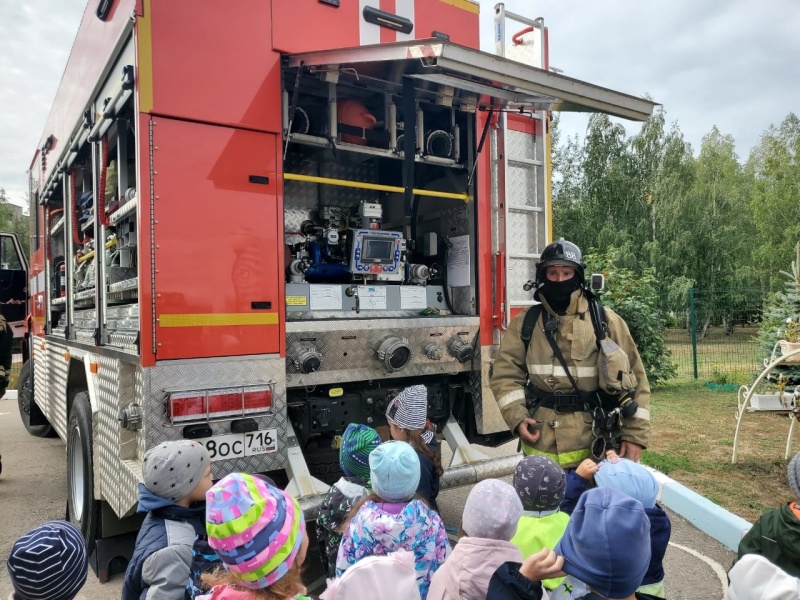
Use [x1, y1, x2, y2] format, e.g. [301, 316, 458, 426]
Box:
[586, 294, 608, 349]
[520, 304, 543, 360]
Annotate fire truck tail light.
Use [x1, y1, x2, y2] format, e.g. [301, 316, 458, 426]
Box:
[243, 386, 273, 413]
[168, 385, 273, 424]
[170, 393, 207, 423]
[207, 390, 244, 419]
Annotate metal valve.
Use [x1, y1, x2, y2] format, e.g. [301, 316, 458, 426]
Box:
[424, 343, 444, 361]
[291, 346, 323, 374]
[407, 264, 432, 285]
[448, 337, 474, 363]
[118, 403, 143, 431]
[376, 337, 412, 372]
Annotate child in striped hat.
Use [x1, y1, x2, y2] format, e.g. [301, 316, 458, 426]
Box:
[202, 473, 310, 600]
[6, 520, 88, 600]
[316, 423, 382, 578]
[386, 384, 443, 511]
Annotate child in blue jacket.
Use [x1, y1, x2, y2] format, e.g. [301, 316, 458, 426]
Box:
[560, 451, 670, 599]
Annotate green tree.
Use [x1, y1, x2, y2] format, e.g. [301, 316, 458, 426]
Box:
[586, 249, 677, 385]
[755, 243, 800, 385]
[0, 188, 29, 259]
[747, 113, 800, 290]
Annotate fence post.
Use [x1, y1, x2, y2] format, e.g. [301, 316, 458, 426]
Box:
[689, 287, 698, 379]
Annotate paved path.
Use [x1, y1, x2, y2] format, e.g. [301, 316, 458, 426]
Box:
[0, 397, 735, 598]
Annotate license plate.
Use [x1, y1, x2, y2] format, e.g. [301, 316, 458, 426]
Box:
[198, 429, 278, 462]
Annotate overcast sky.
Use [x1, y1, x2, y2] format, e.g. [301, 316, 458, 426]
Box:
[1, 0, 798, 210]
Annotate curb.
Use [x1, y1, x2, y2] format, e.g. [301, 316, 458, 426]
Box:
[5, 390, 17, 401]
[648, 467, 752, 552]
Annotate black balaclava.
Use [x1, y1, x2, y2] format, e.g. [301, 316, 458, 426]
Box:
[540, 274, 581, 315]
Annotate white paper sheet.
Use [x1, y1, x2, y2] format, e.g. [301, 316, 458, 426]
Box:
[358, 285, 387, 310]
[309, 285, 343, 311]
[446, 234, 471, 287]
[400, 286, 428, 310]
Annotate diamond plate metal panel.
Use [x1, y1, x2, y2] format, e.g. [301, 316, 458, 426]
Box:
[507, 164, 539, 208]
[507, 129, 538, 162]
[38, 340, 70, 441]
[51, 342, 69, 439]
[508, 258, 538, 304]
[283, 152, 319, 234]
[439, 205, 471, 238]
[95, 354, 141, 517]
[33, 340, 52, 428]
[137, 367, 147, 462]
[507, 211, 541, 255]
[144, 357, 289, 479]
[283, 153, 379, 233]
[285, 317, 479, 387]
[320, 160, 377, 206]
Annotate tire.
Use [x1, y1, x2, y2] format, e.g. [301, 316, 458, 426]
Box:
[17, 361, 53, 437]
[67, 391, 99, 551]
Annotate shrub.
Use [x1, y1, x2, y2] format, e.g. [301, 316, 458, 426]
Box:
[586, 249, 677, 386]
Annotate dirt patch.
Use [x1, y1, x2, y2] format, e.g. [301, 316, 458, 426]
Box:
[644, 380, 800, 522]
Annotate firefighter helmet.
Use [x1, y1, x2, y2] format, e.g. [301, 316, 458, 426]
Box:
[536, 238, 585, 283]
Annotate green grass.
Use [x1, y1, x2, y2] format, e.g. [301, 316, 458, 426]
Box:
[641, 451, 695, 474]
[648, 378, 800, 522]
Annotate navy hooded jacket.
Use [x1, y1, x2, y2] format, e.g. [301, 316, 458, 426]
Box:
[121, 484, 206, 600]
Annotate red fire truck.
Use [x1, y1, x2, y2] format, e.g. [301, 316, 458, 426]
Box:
[22, 0, 654, 576]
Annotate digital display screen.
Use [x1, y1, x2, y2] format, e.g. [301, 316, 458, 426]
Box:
[362, 237, 395, 262]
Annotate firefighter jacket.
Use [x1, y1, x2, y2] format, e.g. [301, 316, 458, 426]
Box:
[489, 289, 651, 468]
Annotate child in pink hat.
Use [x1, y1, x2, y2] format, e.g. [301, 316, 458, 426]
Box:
[200, 473, 310, 600]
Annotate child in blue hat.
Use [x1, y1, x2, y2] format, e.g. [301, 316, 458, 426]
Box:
[560, 451, 670, 599]
[336, 441, 450, 600]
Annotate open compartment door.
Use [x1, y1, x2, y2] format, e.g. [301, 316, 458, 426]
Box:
[287, 40, 657, 120]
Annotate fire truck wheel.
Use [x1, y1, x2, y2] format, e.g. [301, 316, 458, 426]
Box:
[17, 361, 53, 437]
[67, 391, 99, 550]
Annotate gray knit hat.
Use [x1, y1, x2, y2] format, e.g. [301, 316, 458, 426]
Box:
[788, 451, 800, 501]
[462, 479, 523, 541]
[143, 440, 210, 502]
[513, 455, 567, 511]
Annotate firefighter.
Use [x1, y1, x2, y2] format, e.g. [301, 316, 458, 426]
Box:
[490, 239, 651, 469]
[0, 314, 11, 477]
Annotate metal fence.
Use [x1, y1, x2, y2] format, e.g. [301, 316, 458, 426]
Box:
[664, 288, 765, 384]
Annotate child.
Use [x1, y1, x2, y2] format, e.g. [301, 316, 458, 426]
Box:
[728, 554, 800, 599]
[202, 473, 310, 600]
[560, 452, 669, 599]
[428, 479, 524, 600]
[316, 423, 382, 578]
[123, 440, 214, 600]
[321, 550, 421, 600]
[487, 487, 656, 600]
[186, 474, 278, 599]
[509, 456, 569, 593]
[592, 453, 670, 598]
[6, 520, 88, 600]
[736, 450, 800, 577]
[386, 384, 443, 511]
[336, 440, 450, 599]
[559, 458, 599, 516]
